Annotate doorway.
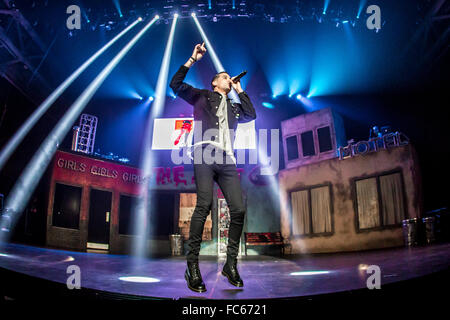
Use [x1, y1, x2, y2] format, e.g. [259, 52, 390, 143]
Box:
[87, 189, 112, 250]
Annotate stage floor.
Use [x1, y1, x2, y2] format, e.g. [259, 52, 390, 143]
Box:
[0, 242, 449, 300]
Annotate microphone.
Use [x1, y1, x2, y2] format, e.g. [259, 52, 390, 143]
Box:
[232, 70, 247, 83]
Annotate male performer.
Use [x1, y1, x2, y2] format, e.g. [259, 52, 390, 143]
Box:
[169, 42, 256, 293]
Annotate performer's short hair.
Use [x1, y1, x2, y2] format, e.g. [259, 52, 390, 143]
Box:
[211, 71, 228, 89]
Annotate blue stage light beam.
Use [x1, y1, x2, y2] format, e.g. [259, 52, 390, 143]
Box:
[297, 94, 316, 112]
[262, 102, 274, 109]
[0, 18, 142, 172]
[271, 79, 286, 100]
[113, 0, 123, 17]
[323, 0, 330, 14]
[307, 89, 316, 98]
[289, 79, 302, 98]
[357, 0, 367, 19]
[343, 20, 357, 48]
[132, 14, 178, 258]
[0, 16, 159, 244]
[82, 10, 90, 23]
[192, 14, 240, 103]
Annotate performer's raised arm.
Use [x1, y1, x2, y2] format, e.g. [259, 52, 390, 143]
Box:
[169, 42, 207, 105]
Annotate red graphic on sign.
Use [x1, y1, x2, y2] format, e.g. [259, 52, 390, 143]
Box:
[174, 120, 193, 146]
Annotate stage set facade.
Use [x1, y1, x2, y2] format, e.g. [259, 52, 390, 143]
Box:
[46, 149, 280, 256]
[45, 107, 422, 256]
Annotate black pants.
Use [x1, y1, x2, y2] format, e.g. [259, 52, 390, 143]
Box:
[186, 147, 246, 263]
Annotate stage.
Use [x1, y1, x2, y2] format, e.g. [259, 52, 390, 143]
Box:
[1, 242, 449, 301]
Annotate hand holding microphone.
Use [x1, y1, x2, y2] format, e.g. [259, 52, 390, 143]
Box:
[231, 70, 247, 93]
[232, 70, 247, 83]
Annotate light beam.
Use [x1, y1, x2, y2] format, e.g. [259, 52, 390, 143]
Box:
[192, 14, 240, 102]
[132, 14, 178, 258]
[0, 18, 142, 172]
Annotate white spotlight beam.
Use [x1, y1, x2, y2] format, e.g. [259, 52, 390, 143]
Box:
[0, 18, 142, 172]
[0, 16, 159, 242]
[192, 15, 239, 102]
[150, 15, 178, 120]
[132, 15, 179, 257]
[192, 15, 224, 72]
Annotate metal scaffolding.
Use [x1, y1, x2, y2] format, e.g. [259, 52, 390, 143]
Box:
[75, 113, 98, 155]
[0, 0, 50, 104]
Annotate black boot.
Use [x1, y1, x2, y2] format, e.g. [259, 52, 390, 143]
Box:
[222, 257, 244, 287]
[185, 261, 207, 293]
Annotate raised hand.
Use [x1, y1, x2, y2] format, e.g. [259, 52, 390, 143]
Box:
[192, 42, 207, 61]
